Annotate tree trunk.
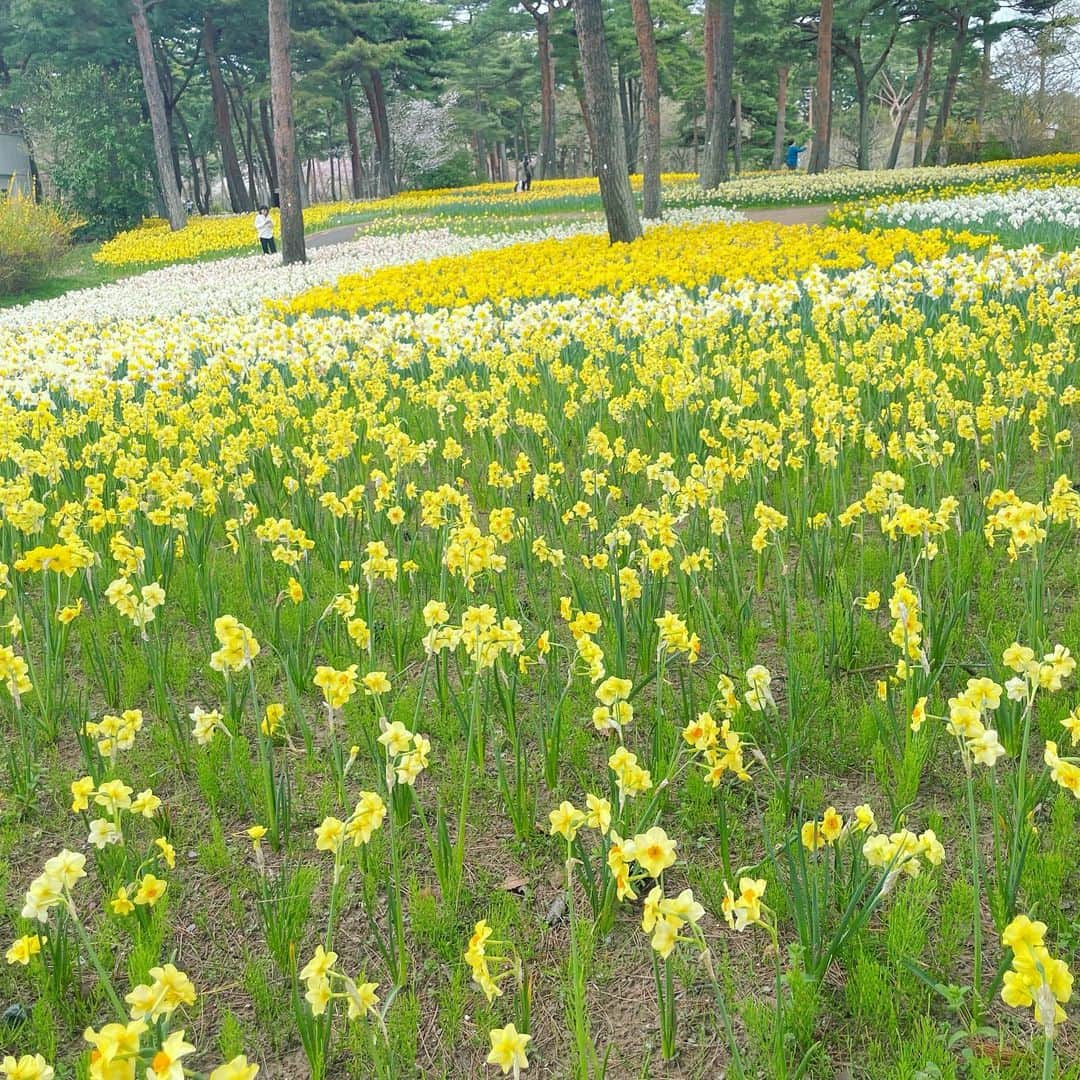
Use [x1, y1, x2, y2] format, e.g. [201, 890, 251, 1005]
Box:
[771, 65, 789, 169]
[886, 47, 926, 169]
[630, 0, 661, 219]
[628, 76, 642, 173]
[202, 13, 250, 212]
[975, 22, 991, 132]
[912, 28, 935, 167]
[852, 54, 871, 170]
[28, 152, 44, 202]
[733, 92, 742, 174]
[176, 107, 208, 213]
[166, 106, 185, 197]
[618, 67, 633, 171]
[699, 0, 735, 188]
[155, 44, 187, 203]
[343, 89, 363, 198]
[251, 101, 274, 199]
[572, 59, 597, 164]
[925, 14, 968, 166]
[574, 0, 641, 242]
[704, 4, 715, 120]
[131, 0, 185, 229]
[199, 154, 211, 212]
[536, 13, 557, 179]
[808, 0, 833, 173]
[260, 97, 279, 193]
[363, 70, 396, 197]
[268, 0, 305, 263]
[472, 127, 487, 181]
[236, 98, 259, 205]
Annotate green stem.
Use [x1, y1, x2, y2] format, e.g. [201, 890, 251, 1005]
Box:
[965, 768, 983, 1007]
[70, 907, 126, 1021]
[385, 788, 408, 984]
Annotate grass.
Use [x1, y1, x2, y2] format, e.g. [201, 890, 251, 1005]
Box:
[2, 177, 1079, 1079]
[1, 408, 1077, 1078]
[0, 244, 126, 308]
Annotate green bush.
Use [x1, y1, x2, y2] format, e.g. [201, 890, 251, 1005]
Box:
[414, 150, 478, 191]
[0, 194, 74, 297]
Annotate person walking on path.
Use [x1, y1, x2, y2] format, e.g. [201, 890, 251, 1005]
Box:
[785, 141, 806, 171]
[254, 205, 277, 254]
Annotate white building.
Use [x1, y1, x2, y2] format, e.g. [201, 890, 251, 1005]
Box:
[0, 131, 32, 195]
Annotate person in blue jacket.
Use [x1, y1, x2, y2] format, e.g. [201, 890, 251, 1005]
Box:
[785, 141, 806, 170]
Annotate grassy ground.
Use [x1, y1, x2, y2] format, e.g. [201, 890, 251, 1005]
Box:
[1, 182, 1078, 1079]
[1, 459, 1077, 1079]
[0, 245, 126, 309]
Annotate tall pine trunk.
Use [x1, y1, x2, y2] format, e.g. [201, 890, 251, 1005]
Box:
[574, 0, 641, 242]
[975, 23, 991, 134]
[853, 59, 870, 170]
[344, 90, 364, 198]
[925, 14, 968, 166]
[912, 28, 935, 166]
[131, 0, 185, 229]
[260, 97, 279, 193]
[572, 59, 597, 164]
[771, 65, 789, 170]
[699, 0, 734, 188]
[808, 0, 833, 173]
[630, 0, 661, 219]
[733, 92, 742, 174]
[268, 0, 305, 264]
[177, 108, 207, 213]
[536, 13, 557, 180]
[363, 70, 396, 197]
[202, 13, 250, 212]
[250, 99, 274, 198]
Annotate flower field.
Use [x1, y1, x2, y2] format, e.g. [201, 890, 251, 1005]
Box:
[1, 167, 1079, 1080]
[90, 153, 1080, 270]
[860, 185, 1080, 251]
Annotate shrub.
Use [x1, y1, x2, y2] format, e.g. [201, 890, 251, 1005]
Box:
[414, 150, 478, 191]
[0, 194, 74, 297]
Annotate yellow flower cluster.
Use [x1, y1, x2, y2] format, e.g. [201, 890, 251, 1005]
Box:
[209, 614, 260, 673]
[83, 708, 144, 762]
[465, 919, 521, 1003]
[314, 791, 387, 853]
[94, 202, 350, 266]
[1000, 915, 1073, 1031]
[280, 222, 955, 316]
[299, 944, 379, 1020]
[377, 719, 431, 787]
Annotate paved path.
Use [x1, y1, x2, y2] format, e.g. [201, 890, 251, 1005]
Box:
[742, 204, 831, 226]
[306, 224, 362, 249]
[303, 203, 833, 251]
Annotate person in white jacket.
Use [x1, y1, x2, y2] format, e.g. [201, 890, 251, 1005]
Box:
[254, 206, 276, 255]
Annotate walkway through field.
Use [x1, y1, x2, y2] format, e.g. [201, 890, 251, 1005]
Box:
[304, 202, 833, 250]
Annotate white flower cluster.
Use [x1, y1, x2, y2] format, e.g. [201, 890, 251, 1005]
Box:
[865, 184, 1080, 233]
[666, 160, 1077, 209]
[1, 241, 1074, 408]
[1, 206, 743, 331]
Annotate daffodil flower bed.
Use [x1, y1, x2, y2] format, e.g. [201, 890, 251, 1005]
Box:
[279, 220, 979, 316]
[859, 184, 1080, 250]
[92, 201, 352, 267]
[664, 151, 1080, 208]
[92, 154, 1080, 270]
[1, 197, 1079, 1078]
